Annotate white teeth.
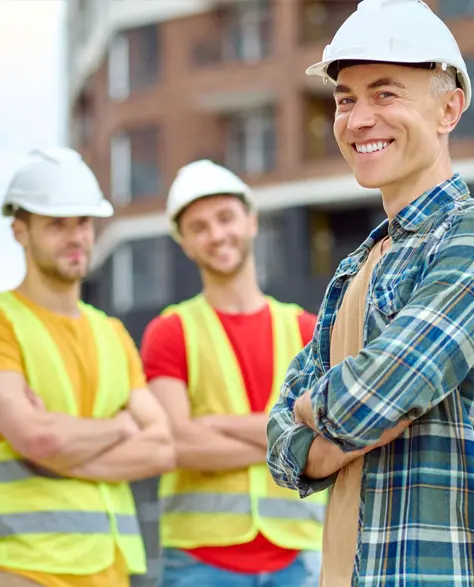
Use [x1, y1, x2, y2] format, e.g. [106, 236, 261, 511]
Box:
[355, 141, 391, 154]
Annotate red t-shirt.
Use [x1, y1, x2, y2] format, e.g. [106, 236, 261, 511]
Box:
[141, 303, 317, 574]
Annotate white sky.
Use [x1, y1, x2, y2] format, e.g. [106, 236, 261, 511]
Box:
[0, 0, 65, 291]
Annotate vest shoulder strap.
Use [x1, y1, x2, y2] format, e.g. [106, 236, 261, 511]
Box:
[0, 291, 17, 310]
[160, 294, 204, 318]
[265, 295, 304, 318]
[78, 302, 130, 416]
[0, 291, 77, 413]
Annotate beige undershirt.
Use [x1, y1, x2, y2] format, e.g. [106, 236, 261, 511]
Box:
[320, 237, 390, 587]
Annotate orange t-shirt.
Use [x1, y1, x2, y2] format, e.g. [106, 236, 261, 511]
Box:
[0, 292, 146, 587]
[320, 237, 391, 587]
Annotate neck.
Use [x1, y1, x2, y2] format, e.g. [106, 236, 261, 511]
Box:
[381, 155, 453, 220]
[16, 269, 81, 317]
[201, 256, 266, 314]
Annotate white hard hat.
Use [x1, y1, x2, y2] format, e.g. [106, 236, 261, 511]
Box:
[306, 0, 471, 111]
[167, 159, 253, 241]
[2, 147, 114, 218]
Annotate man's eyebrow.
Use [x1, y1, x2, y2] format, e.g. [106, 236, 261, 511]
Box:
[334, 83, 351, 95]
[333, 78, 407, 95]
[367, 77, 406, 90]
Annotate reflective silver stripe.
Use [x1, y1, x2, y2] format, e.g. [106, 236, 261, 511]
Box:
[0, 511, 141, 537]
[160, 493, 251, 515]
[0, 460, 63, 482]
[160, 493, 324, 523]
[258, 498, 326, 523]
[116, 514, 141, 535]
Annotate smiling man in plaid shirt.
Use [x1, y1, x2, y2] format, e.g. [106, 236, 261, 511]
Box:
[266, 1, 474, 586]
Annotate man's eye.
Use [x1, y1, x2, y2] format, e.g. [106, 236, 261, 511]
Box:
[338, 97, 354, 106]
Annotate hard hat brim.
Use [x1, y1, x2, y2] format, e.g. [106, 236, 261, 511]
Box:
[2, 198, 114, 219]
[306, 58, 472, 111]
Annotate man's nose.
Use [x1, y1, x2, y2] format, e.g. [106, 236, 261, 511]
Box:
[346, 99, 377, 133]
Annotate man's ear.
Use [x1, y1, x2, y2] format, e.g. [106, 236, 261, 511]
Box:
[11, 218, 29, 247]
[438, 88, 465, 136]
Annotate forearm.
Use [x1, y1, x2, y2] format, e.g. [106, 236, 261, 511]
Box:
[307, 278, 474, 450]
[304, 435, 367, 479]
[24, 413, 127, 471]
[176, 422, 266, 471]
[303, 419, 412, 480]
[207, 414, 268, 449]
[69, 425, 176, 482]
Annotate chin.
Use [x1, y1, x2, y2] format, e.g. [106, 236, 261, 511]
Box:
[353, 168, 396, 190]
[58, 268, 87, 283]
[354, 174, 382, 189]
[206, 259, 243, 277]
[214, 264, 239, 276]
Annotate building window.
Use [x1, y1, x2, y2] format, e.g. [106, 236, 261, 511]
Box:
[71, 91, 94, 148]
[110, 127, 161, 204]
[223, 0, 272, 62]
[310, 206, 378, 277]
[226, 107, 276, 176]
[112, 237, 173, 313]
[309, 210, 333, 278]
[255, 211, 285, 289]
[108, 25, 160, 100]
[438, 0, 474, 18]
[300, 0, 357, 44]
[303, 94, 338, 160]
[108, 34, 130, 101]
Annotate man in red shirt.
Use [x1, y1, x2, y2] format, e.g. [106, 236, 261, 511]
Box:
[141, 160, 325, 586]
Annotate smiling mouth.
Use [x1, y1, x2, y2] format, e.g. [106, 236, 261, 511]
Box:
[352, 140, 394, 154]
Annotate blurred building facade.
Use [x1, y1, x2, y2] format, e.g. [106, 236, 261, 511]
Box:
[66, 0, 474, 343]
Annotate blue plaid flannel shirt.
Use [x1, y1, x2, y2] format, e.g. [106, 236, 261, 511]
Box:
[267, 174, 474, 586]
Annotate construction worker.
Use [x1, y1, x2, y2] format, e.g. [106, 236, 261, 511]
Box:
[0, 148, 176, 587]
[267, 1, 474, 586]
[140, 159, 326, 586]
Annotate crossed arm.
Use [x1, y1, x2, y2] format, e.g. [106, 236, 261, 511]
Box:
[149, 377, 268, 471]
[267, 215, 474, 491]
[0, 371, 176, 482]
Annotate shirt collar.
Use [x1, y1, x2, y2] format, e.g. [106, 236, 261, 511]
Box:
[389, 174, 470, 235]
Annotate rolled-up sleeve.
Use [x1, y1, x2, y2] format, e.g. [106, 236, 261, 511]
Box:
[311, 211, 474, 451]
[267, 342, 328, 492]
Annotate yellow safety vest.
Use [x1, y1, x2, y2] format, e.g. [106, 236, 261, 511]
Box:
[0, 292, 146, 575]
[159, 294, 326, 551]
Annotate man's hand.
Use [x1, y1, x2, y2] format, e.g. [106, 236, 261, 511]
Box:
[114, 410, 141, 439]
[292, 387, 412, 480]
[294, 391, 315, 428]
[68, 388, 176, 482]
[150, 377, 267, 470]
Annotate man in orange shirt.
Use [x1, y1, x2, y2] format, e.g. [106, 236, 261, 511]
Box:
[0, 148, 176, 587]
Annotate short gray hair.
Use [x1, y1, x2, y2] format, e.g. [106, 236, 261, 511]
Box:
[429, 65, 457, 97]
